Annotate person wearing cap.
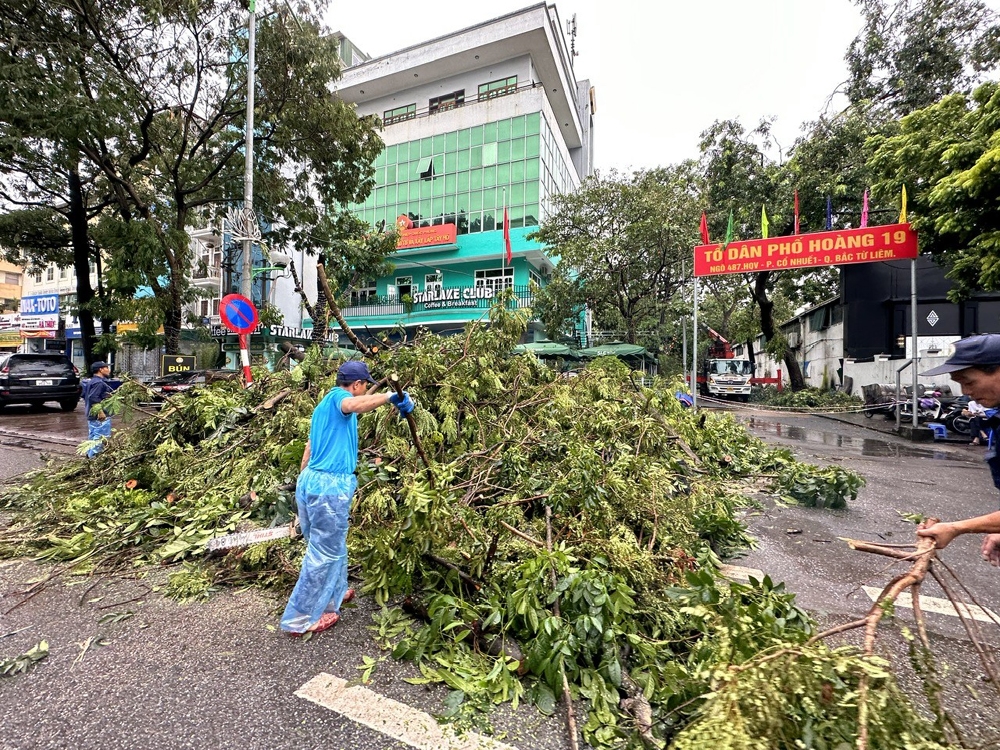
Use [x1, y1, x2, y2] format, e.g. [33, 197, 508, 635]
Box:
[83, 361, 114, 458]
[917, 334, 1000, 565]
[280, 360, 414, 636]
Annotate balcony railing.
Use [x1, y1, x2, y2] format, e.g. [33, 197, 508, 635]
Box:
[378, 81, 543, 127]
[341, 285, 535, 318]
[192, 266, 222, 280]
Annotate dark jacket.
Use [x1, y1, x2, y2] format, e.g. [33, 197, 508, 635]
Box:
[84, 376, 115, 420]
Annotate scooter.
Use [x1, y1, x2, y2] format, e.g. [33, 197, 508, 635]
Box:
[941, 396, 973, 436]
[898, 390, 945, 423]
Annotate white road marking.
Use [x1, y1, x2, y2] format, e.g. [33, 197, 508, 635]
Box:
[719, 564, 766, 581]
[862, 586, 1000, 624]
[295, 672, 519, 750]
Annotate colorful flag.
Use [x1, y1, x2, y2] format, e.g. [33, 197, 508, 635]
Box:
[761, 205, 769, 239]
[793, 190, 800, 235]
[860, 189, 869, 228]
[699, 212, 710, 245]
[723, 209, 734, 249]
[825, 196, 832, 230]
[899, 185, 908, 224]
[503, 207, 512, 264]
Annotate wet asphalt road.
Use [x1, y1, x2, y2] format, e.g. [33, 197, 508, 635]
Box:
[2, 408, 1000, 747]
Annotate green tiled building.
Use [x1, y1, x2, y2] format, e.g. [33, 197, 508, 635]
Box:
[332, 3, 595, 339]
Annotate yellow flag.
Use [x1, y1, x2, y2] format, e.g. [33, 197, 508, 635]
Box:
[899, 185, 908, 223]
[761, 205, 769, 239]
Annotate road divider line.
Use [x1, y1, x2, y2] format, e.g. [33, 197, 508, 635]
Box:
[720, 564, 766, 581]
[295, 672, 519, 750]
[862, 586, 999, 623]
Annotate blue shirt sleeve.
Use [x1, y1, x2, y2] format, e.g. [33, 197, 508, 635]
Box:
[306, 388, 359, 474]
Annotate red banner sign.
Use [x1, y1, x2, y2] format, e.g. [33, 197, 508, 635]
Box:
[397, 223, 457, 250]
[693, 223, 918, 277]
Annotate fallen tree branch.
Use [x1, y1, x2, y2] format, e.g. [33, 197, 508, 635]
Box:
[316, 262, 372, 356]
[546, 505, 580, 750]
[390, 373, 433, 485]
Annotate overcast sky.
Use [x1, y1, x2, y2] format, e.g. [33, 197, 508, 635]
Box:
[325, 0, 869, 171]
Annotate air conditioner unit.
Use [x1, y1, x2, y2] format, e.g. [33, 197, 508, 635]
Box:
[787, 331, 801, 349]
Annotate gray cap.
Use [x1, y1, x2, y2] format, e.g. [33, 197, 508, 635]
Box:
[920, 335, 1000, 376]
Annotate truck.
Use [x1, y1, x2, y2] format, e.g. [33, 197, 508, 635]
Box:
[699, 327, 754, 401]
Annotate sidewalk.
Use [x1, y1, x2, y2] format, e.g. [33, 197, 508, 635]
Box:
[817, 410, 970, 444]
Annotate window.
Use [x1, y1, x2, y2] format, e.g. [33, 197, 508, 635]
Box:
[383, 103, 416, 125]
[46, 266, 54, 281]
[424, 273, 442, 291]
[395, 276, 414, 298]
[529, 269, 543, 288]
[418, 156, 434, 180]
[212, 299, 220, 316]
[349, 281, 377, 306]
[4, 272, 20, 285]
[429, 90, 464, 113]
[33, 271, 42, 284]
[478, 76, 517, 101]
[475, 268, 513, 290]
[200, 300, 210, 316]
[59, 266, 69, 280]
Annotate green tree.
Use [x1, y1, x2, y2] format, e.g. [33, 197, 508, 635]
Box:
[698, 119, 810, 390]
[845, 0, 1000, 117]
[531, 167, 700, 349]
[0, 0, 383, 354]
[868, 81, 1000, 299]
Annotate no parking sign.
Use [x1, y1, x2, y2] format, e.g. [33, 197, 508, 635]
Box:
[219, 294, 258, 384]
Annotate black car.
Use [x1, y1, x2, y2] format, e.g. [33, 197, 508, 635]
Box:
[0, 353, 82, 411]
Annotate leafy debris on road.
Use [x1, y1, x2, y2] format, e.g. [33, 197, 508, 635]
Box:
[1, 306, 958, 749]
[0, 640, 49, 677]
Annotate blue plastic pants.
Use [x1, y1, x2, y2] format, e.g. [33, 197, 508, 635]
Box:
[86, 418, 112, 458]
[280, 468, 357, 633]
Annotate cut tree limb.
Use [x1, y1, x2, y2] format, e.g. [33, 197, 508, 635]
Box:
[316, 262, 372, 355]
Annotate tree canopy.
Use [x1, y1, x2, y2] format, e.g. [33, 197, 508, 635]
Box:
[0, 0, 384, 354]
[868, 81, 1000, 299]
[531, 167, 700, 349]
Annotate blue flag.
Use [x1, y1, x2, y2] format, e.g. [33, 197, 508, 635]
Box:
[825, 196, 832, 230]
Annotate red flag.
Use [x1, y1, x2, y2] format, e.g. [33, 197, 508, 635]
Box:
[793, 190, 800, 235]
[503, 207, 512, 264]
[699, 212, 709, 245]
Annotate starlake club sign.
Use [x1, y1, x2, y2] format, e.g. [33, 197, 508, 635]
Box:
[412, 286, 495, 309]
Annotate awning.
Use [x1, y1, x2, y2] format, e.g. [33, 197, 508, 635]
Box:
[513, 342, 582, 359]
[578, 342, 653, 360]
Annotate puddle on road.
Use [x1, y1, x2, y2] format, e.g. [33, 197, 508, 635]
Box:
[741, 418, 972, 461]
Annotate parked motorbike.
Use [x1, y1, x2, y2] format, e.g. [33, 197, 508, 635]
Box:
[898, 389, 948, 423]
[941, 396, 973, 436]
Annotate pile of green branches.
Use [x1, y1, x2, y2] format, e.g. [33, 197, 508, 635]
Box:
[1, 305, 953, 749]
[752, 385, 863, 410]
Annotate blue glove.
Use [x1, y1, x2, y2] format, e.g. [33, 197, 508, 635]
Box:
[388, 391, 414, 415]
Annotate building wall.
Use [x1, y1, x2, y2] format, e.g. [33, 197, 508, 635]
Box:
[350, 106, 575, 235]
[0, 259, 23, 313]
[328, 4, 592, 340]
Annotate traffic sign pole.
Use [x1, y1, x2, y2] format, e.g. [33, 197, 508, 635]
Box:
[219, 294, 259, 387]
[238, 332, 253, 385]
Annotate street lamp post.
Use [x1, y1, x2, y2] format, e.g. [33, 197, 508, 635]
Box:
[240, 2, 256, 299]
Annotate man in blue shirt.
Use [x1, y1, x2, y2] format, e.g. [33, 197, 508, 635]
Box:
[918, 335, 1000, 564]
[83, 361, 114, 458]
[281, 360, 414, 635]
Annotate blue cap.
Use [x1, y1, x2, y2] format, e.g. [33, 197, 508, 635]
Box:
[921, 334, 1000, 376]
[91, 361, 109, 373]
[337, 360, 377, 384]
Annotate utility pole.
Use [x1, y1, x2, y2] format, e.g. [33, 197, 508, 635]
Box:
[240, 1, 256, 299]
